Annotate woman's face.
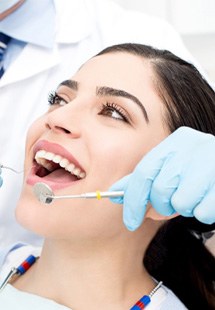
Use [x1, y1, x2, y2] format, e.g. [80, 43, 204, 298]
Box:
[16, 52, 169, 239]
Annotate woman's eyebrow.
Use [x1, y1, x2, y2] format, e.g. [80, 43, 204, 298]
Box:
[58, 79, 79, 91]
[96, 86, 149, 123]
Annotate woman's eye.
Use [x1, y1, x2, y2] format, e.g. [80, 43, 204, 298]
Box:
[98, 102, 129, 123]
[48, 91, 67, 106]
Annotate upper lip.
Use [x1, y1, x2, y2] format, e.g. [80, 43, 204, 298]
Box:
[33, 140, 85, 172]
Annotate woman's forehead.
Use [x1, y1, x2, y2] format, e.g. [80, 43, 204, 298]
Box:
[73, 52, 154, 90]
[81, 51, 150, 70]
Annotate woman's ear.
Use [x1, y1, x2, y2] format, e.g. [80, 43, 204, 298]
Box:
[145, 203, 179, 221]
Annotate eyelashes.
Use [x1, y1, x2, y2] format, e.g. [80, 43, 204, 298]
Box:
[48, 91, 67, 106]
[47, 91, 56, 105]
[47, 91, 130, 124]
[98, 102, 129, 123]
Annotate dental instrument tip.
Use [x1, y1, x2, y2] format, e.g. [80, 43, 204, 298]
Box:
[0, 163, 23, 174]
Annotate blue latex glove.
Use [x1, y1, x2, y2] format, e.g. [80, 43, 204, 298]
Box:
[0, 167, 3, 187]
[109, 127, 215, 231]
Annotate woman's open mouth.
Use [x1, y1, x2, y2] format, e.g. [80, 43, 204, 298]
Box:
[26, 141, 86, 190]
[35, 150, 86, 181]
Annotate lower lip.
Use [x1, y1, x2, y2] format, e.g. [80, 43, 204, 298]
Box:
[26, 165, 81, 191]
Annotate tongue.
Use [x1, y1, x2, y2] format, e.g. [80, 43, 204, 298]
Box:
[44, 168, 78, 183]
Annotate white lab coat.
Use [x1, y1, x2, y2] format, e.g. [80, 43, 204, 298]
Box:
[0, 0, 198, 246]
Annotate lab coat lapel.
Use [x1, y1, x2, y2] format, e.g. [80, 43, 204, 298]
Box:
[0, 0, 93, 87]
[0, 44, 60, 87]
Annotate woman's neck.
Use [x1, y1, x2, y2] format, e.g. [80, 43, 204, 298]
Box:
[13, 233, 156, 309]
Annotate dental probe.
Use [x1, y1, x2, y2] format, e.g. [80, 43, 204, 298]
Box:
[0, 163, 22, 174]
[33, 182, 124, 204]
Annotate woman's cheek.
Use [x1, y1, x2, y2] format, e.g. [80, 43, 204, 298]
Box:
[25, 116, 46, 151]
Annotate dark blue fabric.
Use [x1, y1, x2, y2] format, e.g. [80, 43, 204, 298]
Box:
[0, 32, 11, 78]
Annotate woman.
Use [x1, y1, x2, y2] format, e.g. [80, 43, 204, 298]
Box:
[0, 43, 214, 309]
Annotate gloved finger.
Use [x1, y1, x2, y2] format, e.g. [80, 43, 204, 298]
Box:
[123, 167, 156, 231]
[142, 127, 198, 157]
[149, 166, 180, 216]
[108, 174, 130, 204]
[170, 165, 213, 217]
[193, 186, 215, 224]
[122, 154, 171, 231]
[157, 127, 212, 152]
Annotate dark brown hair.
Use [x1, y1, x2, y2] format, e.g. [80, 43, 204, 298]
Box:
[97, 43, 215, 309]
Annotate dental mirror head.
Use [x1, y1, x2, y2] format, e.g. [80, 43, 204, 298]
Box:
[33, 182, 54, 204]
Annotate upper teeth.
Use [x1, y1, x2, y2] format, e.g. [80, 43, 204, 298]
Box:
[35, 150, 86, 179]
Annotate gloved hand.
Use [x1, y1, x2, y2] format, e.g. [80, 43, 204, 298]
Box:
[109, 127, 215, 231]
[0, 166, 3, 187]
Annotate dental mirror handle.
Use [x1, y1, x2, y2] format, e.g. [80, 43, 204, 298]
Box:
[53, 191, 124, 199]
[33, 182, 124, 204]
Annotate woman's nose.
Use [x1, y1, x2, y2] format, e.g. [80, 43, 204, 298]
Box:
[45, 104, 82, 139]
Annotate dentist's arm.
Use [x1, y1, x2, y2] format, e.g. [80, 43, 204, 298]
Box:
[109, 127, 215, 231]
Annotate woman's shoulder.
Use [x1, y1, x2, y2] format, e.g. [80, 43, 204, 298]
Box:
[146, 281, 188, 310]
[0, 244, 70, 309]
[0, 243, 42, 285]
[0, 284, 70, 309]
[158, 285, 188, 309]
